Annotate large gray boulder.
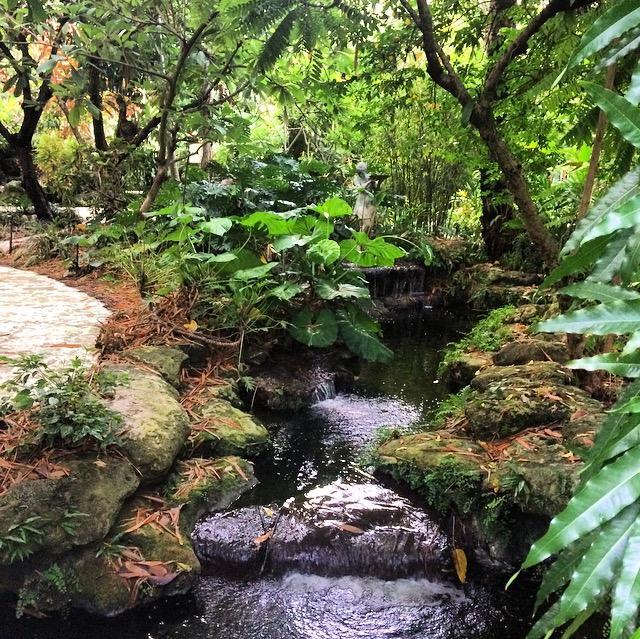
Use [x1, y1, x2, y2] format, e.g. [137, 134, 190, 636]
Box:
[104, 365, 191, 482]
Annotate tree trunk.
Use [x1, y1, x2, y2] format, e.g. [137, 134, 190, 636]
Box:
[472, 106, 559, 266]
[16, 144, 52, 219]
[480, 171, 517, 261]
[200, 141, 212, 169]
[140, 164, 168, 214]
[577, 64, 616, 219]
[89, 66, 108, 151]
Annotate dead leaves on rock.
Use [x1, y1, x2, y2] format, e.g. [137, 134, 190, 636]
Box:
[122, 507, 184, 545]
[109, 545, 186, 608]
[172, 458, 247, 501]
[0, 446, 70, 497]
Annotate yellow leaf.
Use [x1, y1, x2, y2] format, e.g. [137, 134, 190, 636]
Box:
[183, 319, 198, 331]
[335, 523, 365, 535]
[253, 530, 273, 546]
[452, 548, 467, 584]
[94, 460, 107, 468]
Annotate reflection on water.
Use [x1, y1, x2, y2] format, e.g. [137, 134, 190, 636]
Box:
[248, 314, 469, 504]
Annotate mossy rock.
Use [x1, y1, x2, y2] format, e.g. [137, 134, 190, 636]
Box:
[375, 429, 586, 525]
[376, 433, 488, 514]
[470, 361, 574, 392]
[204, 380, 242, 407]
[492, 338, 569, 366]
[192, 399, 269, 456]
[0, 531, 195, 618]
[463, 381, 597, 439]
[104, 365, 191, 482]
[124, 346, 188, 387]
[509, 304, 546, 324]
[165, 456, 257, 531]
[439, 351, 492, 390]
[377, 432, 487, 474]
[0, 455, 138, 563]
[494, 436, 582, 517]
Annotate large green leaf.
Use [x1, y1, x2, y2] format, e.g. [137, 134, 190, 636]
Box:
[315, 280, 370, 300]
[199, 218, 233, 236]
[528, 503, 640, 638]
[581, 380, 640, 482]
[339, 232, 406, 267]
[534, 533, 598, 612]
[562, 168, 640, 256]
[627, 59, 640, 106]
[536, 300, 640, 335]
[240, 211, 294, 236]
[336, 306, 393, 362]
[163, 225, 197, 242]
[289, 308, 338, 347]
[231, 263, 279, 281]
[268, 282, 303, 301]
[542, 234, 617, 288]
[562, 0, 640, 76]
[306, 239, 341, 265]
[569, 352, 640, 377]
[623, 330, 640, 355]
[522, 445, 640, 568]
[578, 193, 640, 245]
[271, 234, 311, 252]
[585, 83, 640, 149]
[315, 197, 352, 218]
[621, 228, 640, 284]
[611, 517, 640, 639]
[589, 230, 634, 283]
[560, 282, 640, 302]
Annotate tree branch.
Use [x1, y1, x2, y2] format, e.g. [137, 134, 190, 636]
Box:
[483, 0, 597, 101]
[0, 119, 15, 143]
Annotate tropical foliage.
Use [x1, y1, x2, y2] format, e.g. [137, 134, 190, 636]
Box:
[513, 3, 640, 637]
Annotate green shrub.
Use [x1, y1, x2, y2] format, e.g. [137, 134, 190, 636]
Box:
[438, 305, 517, 374]
[0, 356, 123, 450]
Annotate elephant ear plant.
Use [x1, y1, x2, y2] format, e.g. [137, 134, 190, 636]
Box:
[510, 2, 640, 637]
[88, 195, 413, 364]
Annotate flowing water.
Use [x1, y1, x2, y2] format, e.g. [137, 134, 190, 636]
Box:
[0, 309, 601, 639]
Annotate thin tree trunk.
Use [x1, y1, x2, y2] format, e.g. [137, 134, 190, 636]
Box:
[577, 64, 616, 220]
[200, 141, 212, 169]
[167, 147, 180, 181]
[140, 164, 168, 213]
[16, 144, 52, 219]
[57, 99, 84, 143]
[88, 65, 108, 151]
[472, 106, 559, 266]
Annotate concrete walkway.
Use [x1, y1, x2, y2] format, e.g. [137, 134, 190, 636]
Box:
[0, 266, 110, 383]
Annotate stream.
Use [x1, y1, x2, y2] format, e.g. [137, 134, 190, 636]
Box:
[0, 309, 599, 639]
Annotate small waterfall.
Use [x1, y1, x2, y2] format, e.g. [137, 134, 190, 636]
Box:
[310, 379, 337, 403]
[193, 481, 450, 580]
[359, 263, 427, 299]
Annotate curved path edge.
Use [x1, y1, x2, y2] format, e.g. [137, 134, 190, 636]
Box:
[0, 265, 110, 383]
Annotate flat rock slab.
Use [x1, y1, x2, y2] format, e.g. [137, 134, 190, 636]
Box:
[0, 266, 110, 382]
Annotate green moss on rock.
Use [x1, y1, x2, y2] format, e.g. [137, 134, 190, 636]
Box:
[104, 365, 191, 482]
[192, 399, 269, 456]
[165, 456, 257, 531]
[124, 346, 188, 387]
[463, 380, 601, 440]
[0, 455, 138, 563]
